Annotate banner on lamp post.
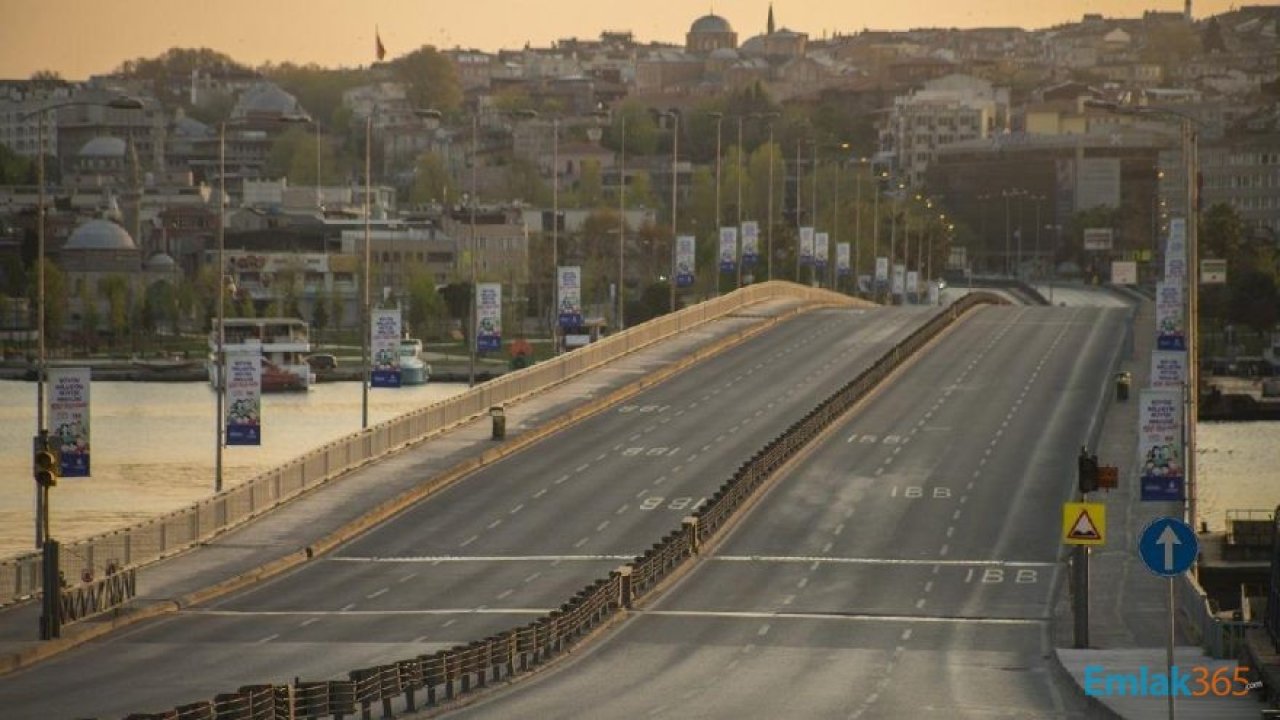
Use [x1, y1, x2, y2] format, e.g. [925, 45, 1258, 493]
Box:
[741, 221, 759, 267]
[1138, 388, 1185, 501]
[875, 257, 889, 284]
[892, 264, 905, 295]
[371, 307, 402, 388]
[836, 242, 851, 278]
[719, 227, 738, 273]
[814, 232, 829, 273]
[48, 368, 91, 477]
[1165, 217, 1187, 284]
[225, 350, 262, 446]
[1151, 350, 1187, 388]
[906, 270, 919, 298]
[1155, 281, 1186, 351]
[477, 282, 502, 352]
[799, 227, 814, 266]
[675, 236, 695, 288]
[558, 266, 582, 328]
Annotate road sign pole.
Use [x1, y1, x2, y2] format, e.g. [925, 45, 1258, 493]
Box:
[1167, 576, 1175, 720]
[1073, 545, 1090, 648]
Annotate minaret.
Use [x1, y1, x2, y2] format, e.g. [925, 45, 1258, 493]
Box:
[1184, 0, 1192, 21]
[767, 3, 776, 34]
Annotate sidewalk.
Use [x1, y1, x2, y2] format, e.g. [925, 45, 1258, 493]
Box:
[1052, 297, 1264, 718]
[0, 298, 809, 674]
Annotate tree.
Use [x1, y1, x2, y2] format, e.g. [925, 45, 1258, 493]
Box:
[390, 46, 462, 114]
[142, 280, 179, 335]
[266, 126, 340, 185]
[504, 157, 549, 206]
[1228, 270, 1278, 337]
[603, 102, 659, 156]
[78, 280, 99, 352]
[409, 152, 456, 206]
[0, 143, 31, 185]
[404, 263, 445, 339]
[311, 292, 329, 346]
[576, 159, 604, 209]
[98, 275, 131, 349]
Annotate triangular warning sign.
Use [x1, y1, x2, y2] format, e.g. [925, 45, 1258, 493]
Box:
[1068, 510, 1102, 540]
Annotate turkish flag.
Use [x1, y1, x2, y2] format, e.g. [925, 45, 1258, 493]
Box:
[376, 30, 386, 61]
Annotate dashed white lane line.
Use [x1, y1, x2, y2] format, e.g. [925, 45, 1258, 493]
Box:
[497, 589, 513, 600]
[299, 617, 320, 627]
[533, 488, 548, 499]
[574, 537, 589, 548]
[596, 521, 610, 532]
[510, 504, 524, 515]
[901, 629, 912, 641]
[924, 581, 934, 593]
[523, 572, 541, 584]
[366, 588, 388, 599]
[487, 519, 502, 530]
[398, 573, 417, 584]
[915, 599, 926, 609]
[460, 535, 478, 548]
[575, 463, 590, 473]
[554, 474, 570, 485]
[257, 633, 279, 644]
[341, 603, 356, 612]
[615, 505, 629, 515]
[796, 577, 809, 589]
[757, 624, 771, 637]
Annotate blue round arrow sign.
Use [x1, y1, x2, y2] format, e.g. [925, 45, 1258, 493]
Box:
[1137, 517, 1199, 577]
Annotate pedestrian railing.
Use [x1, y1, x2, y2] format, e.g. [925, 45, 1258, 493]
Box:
[92, 292, 1003, 720]
[0, 282, 861, 608]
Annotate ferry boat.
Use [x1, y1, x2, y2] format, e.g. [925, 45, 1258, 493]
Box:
[208, 317, 315, 392]
[398, 337, 431, 386]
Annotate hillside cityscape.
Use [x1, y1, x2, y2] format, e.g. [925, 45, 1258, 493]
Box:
[0, 3, 1277, 353]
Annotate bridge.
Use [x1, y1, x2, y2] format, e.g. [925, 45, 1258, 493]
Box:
[0, 281, 1263, 719]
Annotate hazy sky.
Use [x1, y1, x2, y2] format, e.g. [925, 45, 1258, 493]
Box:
[1, 0, 1237, 81]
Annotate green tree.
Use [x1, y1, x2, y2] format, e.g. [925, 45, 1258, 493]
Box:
[0, 143, 32, 185]
[142, 280, 179, 335]
[404, 263, 444, 339]
[504, 157, 549, 205]
[409, 152, 456, 206]
[627, 170, 657, 210]
[266, 126, 341, 185]
[99, 275, 130, 349]
[603, 102, 659, 156]
[390, 46, 462, 114]
[576, 159, 603, 209]
[1228, 270, 1279, 337]
[78, 280, 99, 352]
[311, 293, 329, 346]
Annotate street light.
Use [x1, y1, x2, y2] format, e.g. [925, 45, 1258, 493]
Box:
[1002, 188, 1025, 278]
[23, 94, 143, 551]
[467, 113, 478, 386]
[750, 112, 780, 282]
[708, 112, 723, 295]
[617, 112, 626, 331]
[659, 110, 680, 313]
[735, 115, 745, 289]
[1085, 98, 1203, 531]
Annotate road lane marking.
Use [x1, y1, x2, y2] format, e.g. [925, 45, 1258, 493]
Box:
[712, 556, 1054, 567]
[366, 588, 388, 599]
[533, 488, 547, 499]
[459, 535, 478, 548]
[509, 504, 524, 515]
[554, 475, 570, 485]
[299, 617, 320, 627]
[329, 555, 634, 562]
[496, 589, 513, 600]
[257, 634, 279, 644]
[398, 573, 418, 584]
[596, 521, 610, 532]
[757, 624, 771, 637]
[340, 603, 356, 611]
[574, 537, 589, 548]
[487, 520, 502, 530]
[637, 609, 1047, 626]
[523, 572, 541, 584]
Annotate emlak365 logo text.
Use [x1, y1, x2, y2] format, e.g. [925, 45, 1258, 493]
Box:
[1083, 664, 1261, 697]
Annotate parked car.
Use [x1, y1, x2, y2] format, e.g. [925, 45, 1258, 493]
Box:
[305, 354, 338, 372]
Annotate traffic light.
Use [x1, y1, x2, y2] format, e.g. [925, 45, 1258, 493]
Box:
[1077, 446, 1098, 494]
[33, 437, 59, 488]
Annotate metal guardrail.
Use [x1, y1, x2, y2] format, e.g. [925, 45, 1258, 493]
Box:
[94, 291, 1003, 720]
[0, 282, 860, 608]
[1177, 567, 1262, 659]
[58, 568, 135, 626]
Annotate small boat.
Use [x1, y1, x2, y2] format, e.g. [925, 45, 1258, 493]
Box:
[208, 317, 315, 392]
[398, 338, 431, 386]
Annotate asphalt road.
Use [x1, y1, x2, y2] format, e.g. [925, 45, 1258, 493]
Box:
[0, 304, 939, 719]
[450, 304, 1130, 719]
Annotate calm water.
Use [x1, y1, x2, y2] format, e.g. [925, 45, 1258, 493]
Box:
[0, 382, 1273, 558]
[0, 380, 466, 558]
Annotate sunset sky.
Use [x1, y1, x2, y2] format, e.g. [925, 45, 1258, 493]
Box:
[1, 0, 1237, 81]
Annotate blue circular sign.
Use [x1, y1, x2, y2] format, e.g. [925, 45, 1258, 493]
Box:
[1137, 517, 1199, 577]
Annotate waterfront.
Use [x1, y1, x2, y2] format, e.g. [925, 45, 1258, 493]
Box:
[0, 382, 1273, 560]
[0, 380, 466, 558]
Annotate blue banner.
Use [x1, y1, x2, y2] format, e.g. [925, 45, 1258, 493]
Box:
[558, 266, 582, 328]
[741, 221, 759, 267]
[1140, 475, 1185, 502]
[676, 236, 696, 288]
[371, 308, 401, 388]
[719, 227, 737, 273]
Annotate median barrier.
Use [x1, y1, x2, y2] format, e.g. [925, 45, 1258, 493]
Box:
[83, 292, 1003, 720]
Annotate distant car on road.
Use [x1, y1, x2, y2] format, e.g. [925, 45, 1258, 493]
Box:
[305, 354, 338, 372]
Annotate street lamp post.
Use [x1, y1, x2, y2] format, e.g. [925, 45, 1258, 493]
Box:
[24, 96, 144, 547]
[709, 112, 723, 295]
[736, 115, 744, 289]
[1085, 99, 1203, 531]
[468, 114, 478, 386]
[665, 111, 679, 313]
[617, 112, 626, 331]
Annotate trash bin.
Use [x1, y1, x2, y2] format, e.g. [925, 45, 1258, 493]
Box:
[490, 405, 506, 440]
[1115, 372, 1131, 402]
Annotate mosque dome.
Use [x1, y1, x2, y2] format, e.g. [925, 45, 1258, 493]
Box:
[78, 136, 127, 158]
[690, 14, 733, 34]
[63, 219, 137, 251]
[145, 252, 177, 271]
